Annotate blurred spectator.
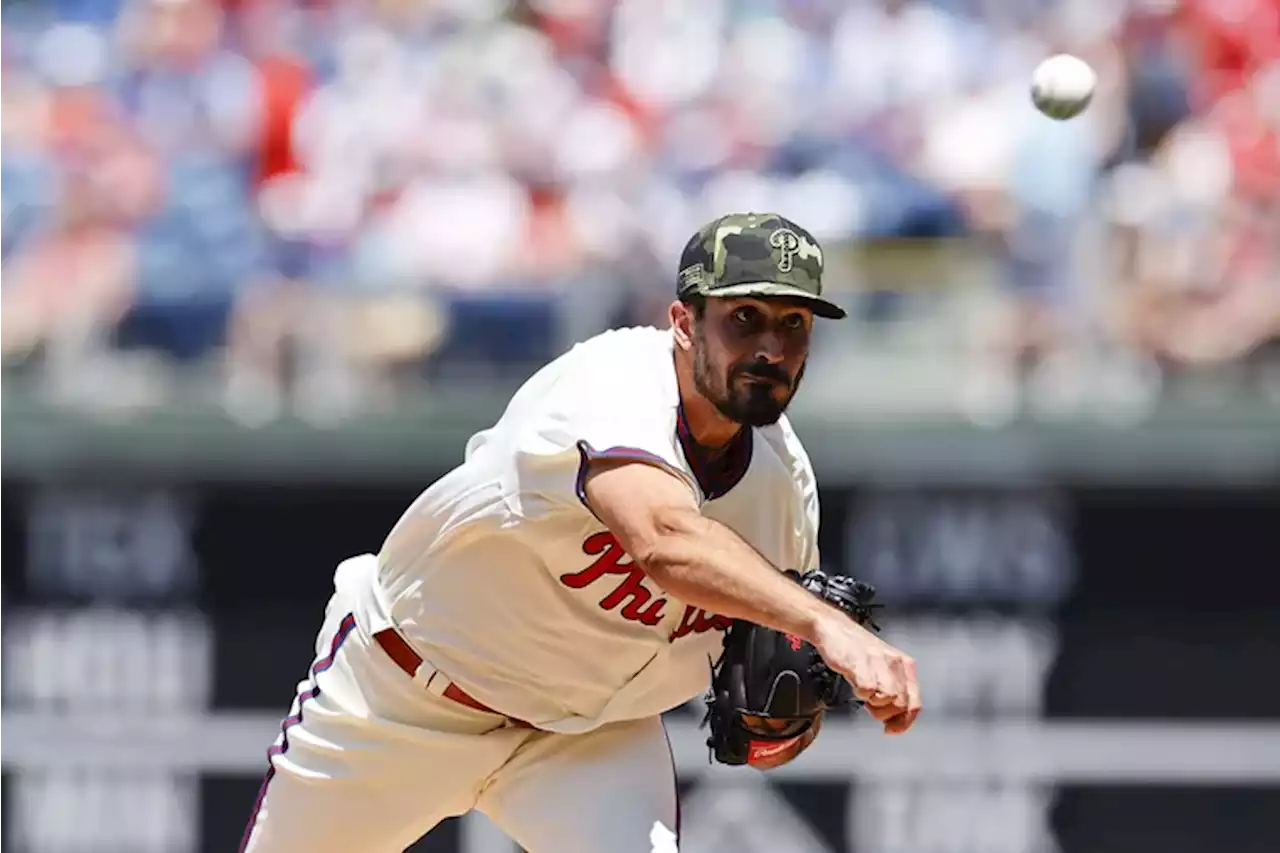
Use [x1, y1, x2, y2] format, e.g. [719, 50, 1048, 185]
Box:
[2, 0, 1276, 420]
[218, 0, 328, 419]
[2, 24, 160, 379]
[1178, 0, 1280, 109]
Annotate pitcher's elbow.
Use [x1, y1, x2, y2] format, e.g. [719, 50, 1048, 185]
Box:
[634, 506, 704, 585]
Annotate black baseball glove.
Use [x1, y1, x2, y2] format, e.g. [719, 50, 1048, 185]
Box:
[701, 569, 880, 769]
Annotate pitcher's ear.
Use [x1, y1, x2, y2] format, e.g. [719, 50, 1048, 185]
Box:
[671, 299, 696, 351]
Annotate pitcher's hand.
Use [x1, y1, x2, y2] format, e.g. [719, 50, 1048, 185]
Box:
[813, 614, 921, 735]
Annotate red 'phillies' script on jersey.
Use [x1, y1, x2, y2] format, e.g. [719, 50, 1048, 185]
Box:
[560, 532, 732, 641]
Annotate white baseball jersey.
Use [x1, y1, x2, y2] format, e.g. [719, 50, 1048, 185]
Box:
[358, 325, 821, 734]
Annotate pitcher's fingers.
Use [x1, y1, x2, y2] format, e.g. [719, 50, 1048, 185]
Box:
[904, 657, 922, 715]
[883, 714, 910, 735]
[882, 704, 922, 735]
[887, 653, 916, 708]
[884, 706, 919, 734]
[865, 692, 897, 708]
[853, 658, 892, 701]
[865, 666, 898, 706]
[865, 703, 898, 722]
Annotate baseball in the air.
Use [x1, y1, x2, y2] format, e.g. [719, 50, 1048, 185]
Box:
[1030, 54, 1097, 120]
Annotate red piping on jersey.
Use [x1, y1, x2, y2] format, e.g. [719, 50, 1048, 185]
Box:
[575, 442, 681, 513]
[238, 613, 357, 852]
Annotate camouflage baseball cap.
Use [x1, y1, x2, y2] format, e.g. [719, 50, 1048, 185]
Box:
[677, 212, 846, 320]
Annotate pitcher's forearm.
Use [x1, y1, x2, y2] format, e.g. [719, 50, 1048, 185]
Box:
[636, 512, 842, 644]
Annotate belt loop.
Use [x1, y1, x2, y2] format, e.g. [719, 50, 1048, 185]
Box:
[372, 624, 452, 697]
[415, 657, 449, 696]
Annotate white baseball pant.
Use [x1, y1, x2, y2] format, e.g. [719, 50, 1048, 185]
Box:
[238, 591, 681, 853]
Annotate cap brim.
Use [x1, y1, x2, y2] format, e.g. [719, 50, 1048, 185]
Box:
[705, 282, 848, 319]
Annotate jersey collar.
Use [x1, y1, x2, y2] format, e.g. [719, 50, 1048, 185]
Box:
[675, 402, 753, 501]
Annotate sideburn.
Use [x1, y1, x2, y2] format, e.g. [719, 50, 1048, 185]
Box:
[692, 323, 729, 410]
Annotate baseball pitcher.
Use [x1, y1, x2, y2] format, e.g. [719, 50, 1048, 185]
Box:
[240, 213, 922, 852]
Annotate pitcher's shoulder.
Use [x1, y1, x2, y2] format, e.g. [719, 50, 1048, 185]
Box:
[566, 326, 673, 366]
[554, 326, 677, 401]
[756, 415, 819, 495]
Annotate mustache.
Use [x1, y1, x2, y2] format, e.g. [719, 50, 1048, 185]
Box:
[733, 363, 791, 388]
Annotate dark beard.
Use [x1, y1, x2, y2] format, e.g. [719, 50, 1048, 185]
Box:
[693, 332, 804, 428]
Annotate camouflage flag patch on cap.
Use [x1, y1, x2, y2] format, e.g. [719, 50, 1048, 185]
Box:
[677, 212, 846, 319]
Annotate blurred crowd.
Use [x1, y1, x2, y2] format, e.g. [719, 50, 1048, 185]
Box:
[2, 0, 1278, 421]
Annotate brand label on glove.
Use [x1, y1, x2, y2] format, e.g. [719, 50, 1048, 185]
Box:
[747, 737, 802, 764]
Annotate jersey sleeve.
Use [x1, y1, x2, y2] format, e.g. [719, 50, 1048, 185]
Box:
[506, 382, 698, 519]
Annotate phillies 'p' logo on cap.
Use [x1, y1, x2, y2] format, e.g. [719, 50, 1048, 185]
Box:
[769, 228, 801, 273]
